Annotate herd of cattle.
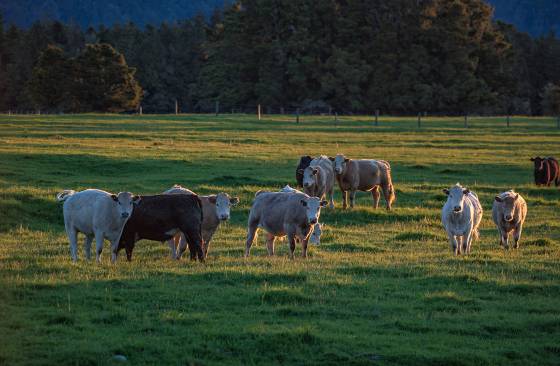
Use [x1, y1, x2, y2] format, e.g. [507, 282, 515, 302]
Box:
[56, 154, 556, 262]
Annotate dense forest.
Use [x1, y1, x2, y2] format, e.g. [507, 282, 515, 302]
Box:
[0, 0, 559, 115]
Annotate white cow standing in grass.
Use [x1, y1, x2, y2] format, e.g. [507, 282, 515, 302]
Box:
[441, 183, 483, 255]
[492, 190, 527, 249]
[56, 189, 139, 262]
[281, 185, 323, 245]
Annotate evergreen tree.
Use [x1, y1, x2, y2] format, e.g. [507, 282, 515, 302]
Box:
[542, 83, 560, 117]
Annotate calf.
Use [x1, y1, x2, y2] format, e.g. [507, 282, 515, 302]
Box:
[280, 185, 322, 245]
[301, 155, 335, 208]
[295, 156, 313, 187]
[163, 184, 239, 259]
[441, 183, 483, 255]
[245, 191, 327, 258]
[56, 189, 139, 262]
[332, 154, 395, 210]
[118, 194, 204, 261]
[492, 190, 527, 249]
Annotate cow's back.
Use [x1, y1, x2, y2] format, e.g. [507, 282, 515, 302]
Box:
[250, 192, 304, 235]
[355, 160, 381, 191]
[63, 189, 113, 233]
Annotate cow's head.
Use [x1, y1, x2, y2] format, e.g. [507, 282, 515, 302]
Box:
[309, 223, 322, 245]
[300, 196, 327, 225]
[443, 183, 469, 213]
[332, 154, 349, 175]
[111, 192, 140, 219]
[208, 193, 239, 221]
[495, 192, 519, 222]
[530, 157, 545, 171]
[302, 166, 319, 188]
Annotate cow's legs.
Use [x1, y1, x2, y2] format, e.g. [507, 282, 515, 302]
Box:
[513, 225, 523, 249]
[462, 232, 472, 254]
[110, 239, 120, 263]
[381, 184, 392, 210]
[349, 190, 356, 208]
[328, 185, 335, 209]
[301, 238, 309, 258]
[342, 190, 348, 209]
[265, 233, 275, 256]
[84, 234, 94, 260]
[371, 186, 380, 209]
[67, 226, 79, 262]
[500, 229, 509, 249]
[287, 232, 296, 259]
[94, 231, 104, 263]
[448, 234, 459, 255]
[245, 222, 258, 258]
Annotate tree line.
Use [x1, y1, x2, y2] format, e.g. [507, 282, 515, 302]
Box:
[0, 0, 559, 115]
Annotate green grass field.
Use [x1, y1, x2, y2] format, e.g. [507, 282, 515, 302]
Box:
[0, 114, 559, 366]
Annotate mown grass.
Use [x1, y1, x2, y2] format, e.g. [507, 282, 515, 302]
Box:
[0, 114, 559, 366]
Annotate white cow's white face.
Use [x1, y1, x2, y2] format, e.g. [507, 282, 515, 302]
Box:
[211, 193, 239, 221]
[334, 154, 348, 175]
[443, 184, 469, 213]
[309, 223, 322, 245]
[112, 192, 140, 219]
[300, 197, 327, 225]
[495, 193, 519, 222]
[302, 167, 318, 188]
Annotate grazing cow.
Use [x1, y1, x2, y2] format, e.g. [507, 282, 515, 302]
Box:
[245, 191, 327, 258]
[492, 190, 527, 249]
[531, 157, 560, 186]
[441, 183, 483, 255]
[118, 194, 205, 262]
[331, 154, 395, 210]
[56, 189, 139, 263]
[163, 184, 239, 259]
[280, 185, 322, 245]
[295, 156, 313, 187]
[301, 155, 335, 208]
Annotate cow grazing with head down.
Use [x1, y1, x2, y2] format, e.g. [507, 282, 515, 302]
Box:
[295, 156, 313, 187]
[331, 154, 395, 210]
[163, 184, 239, 259]
[531, 157, 559, 186]
[441, 183, 483, 256]
[301, 155, 335, 208]
[117, 194, 205, 262]
[492, 190, 527, 250]
[245, 191, 327, 258]
[56, 189, 140, 263]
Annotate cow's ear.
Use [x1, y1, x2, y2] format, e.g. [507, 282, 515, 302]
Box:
[329, 157, 335, 161]
[297, 169, 304, 174]
[344, 158, 349, 163]
[495, 196, 503, 202]
[443, 189, 449, 195]
[230, 197, 239, 205]
[132, 196, 141, 204]
[208, 196, 217, 204]
[530, 158, 535, 161]
[513, 194, 519, 201]
[463, 189, 470, 195]
[111, 194, 118, 202]
[300, 199, 307, 207]
[320, 200, 328, 207]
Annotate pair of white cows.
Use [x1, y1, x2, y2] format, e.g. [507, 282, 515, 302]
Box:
[57, 186, 238, 262]
[442, 183, 527, 255]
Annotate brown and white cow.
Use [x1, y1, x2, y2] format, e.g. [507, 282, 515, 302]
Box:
[331, 154, 395, 210]
[163, 185, 239, 259]
[245, 191, 327, 258]
[301, 155, 335, 208]
[492, 190, 527, 249]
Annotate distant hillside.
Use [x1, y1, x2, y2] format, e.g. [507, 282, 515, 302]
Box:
[487, 0, 559, 36]
[0, 0, 226, 28]
[1, 0, 559, 36]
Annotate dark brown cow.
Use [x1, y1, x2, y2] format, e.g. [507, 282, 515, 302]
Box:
[117, 194, 204, 261]
[296, 156, 313, 187]
[531, 157, 560, 186]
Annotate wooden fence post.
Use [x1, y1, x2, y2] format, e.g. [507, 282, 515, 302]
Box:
[417, 112, 421, 128]
[296, 109, 300, 123]
[258, 104, 261, 120]
[280, 107, 284, 115]
[464, 114, 468, 128]
[506, 115, 510, 128]
[557, 116, 560, 129]
[375, 109, 379, 126]
[139, 106, 143, 115]
[335, 112, 338, 125]
[175, 99, 178, 115]
[215, 101, 219, 116]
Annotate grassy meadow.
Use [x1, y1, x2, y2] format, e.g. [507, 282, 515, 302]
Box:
[0, 114, 559, 365]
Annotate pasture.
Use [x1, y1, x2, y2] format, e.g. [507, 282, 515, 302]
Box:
[0, 114, 559, 366]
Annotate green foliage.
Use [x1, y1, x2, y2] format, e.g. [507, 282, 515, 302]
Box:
[0, 114, 559, 365]
[541, 83, 560, 116]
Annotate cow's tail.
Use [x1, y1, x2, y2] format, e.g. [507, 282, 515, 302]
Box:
[56, 190, 76, 202]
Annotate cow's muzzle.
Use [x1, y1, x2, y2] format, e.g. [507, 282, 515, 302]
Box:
[504, 215, 513, 221]
[219, 214, 229, 221]
[121, 212, 130, 218]
[453, 206, 461, 213]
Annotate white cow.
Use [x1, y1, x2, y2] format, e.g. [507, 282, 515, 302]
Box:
[441, 183, 483, 255]
[492, 190, 527, 249]
[281, 185, 322, 245]
[56, 189, 139, 262]
[300, 155, 335, 208]
[163, 185, 239, 259]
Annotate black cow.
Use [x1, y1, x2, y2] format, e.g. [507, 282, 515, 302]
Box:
[117, 194, 205, 261]
[296, 156, 313, 187]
